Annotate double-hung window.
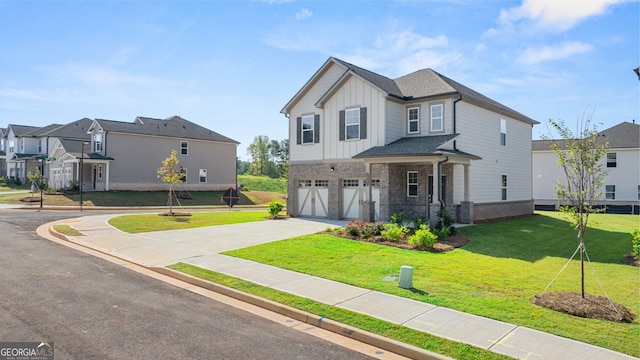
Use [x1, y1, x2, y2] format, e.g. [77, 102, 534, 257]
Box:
[606, 153, 616, 167]
[199, 169, 207, 183]
[605, 185, 615, 200]
[408, 107, 419, 134]
[501, 175, 508, 200]
[407, 171, 418, 197]
[94, 133, 103, 152]
[500, 119, 507, 146]
[345, 108, 360, 140]
[180, 141, 188, 155]
[8, 140, 14, 153]
[180, 168, 187, 182]
[430, 104, 443, 132]
[302, 115, 314, 144]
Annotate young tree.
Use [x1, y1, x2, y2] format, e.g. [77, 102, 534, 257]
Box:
[27, 166, 44, 201]
[543, 115, 609, 298]
[247, 135, 270, 176]
[156, 149, 184, 214]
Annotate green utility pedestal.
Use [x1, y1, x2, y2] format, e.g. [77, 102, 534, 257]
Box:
[398, 265, 413, 289]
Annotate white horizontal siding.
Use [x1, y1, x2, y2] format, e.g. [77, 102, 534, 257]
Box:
[455, 102, 533, 203]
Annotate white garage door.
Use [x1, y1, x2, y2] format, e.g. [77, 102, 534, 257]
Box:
[297, 180, 329, 218]
[341, 179, 380, 220]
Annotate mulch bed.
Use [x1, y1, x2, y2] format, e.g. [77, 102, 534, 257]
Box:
[532, 292, 636, 323]
[620, 254, 640, 267]
[321, 230, 470, 252]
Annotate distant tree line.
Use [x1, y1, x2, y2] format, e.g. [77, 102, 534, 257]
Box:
[238, 135, 288, 179]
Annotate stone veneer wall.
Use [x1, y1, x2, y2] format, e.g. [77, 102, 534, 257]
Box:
[472, 199, 534, 222]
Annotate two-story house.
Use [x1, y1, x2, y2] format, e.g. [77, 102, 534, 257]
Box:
[281, 57, 538, 224]
[533, 121, 640, 214]
[0, 128, 6, 177]
[3, 124, 46, 183]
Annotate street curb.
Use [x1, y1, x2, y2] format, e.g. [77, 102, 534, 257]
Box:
[153, 267, 452, 360]
[47, 225, 451, 360]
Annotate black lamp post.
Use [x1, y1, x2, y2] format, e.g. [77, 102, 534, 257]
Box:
[39, 156, 44, 209]
[80, 142, 88, 211]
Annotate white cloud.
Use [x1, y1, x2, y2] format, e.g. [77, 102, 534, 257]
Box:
[296, 8, 312, 20]
[516, 41, 593, 65]
[497, 0, 631, 31]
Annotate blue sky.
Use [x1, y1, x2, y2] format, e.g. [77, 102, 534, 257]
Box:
[0, 0, 638, 159]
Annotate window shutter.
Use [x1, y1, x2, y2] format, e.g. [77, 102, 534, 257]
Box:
[314, 114, 320, 143]
[339, 110, 345, 141]
[360, 107, 367, 139]
[296, 117, 302, 145]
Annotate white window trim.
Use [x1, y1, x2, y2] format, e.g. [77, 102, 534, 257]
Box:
[500, 119, 507, 146]
[98, 165, 103, 180]
[345, 108, 360, 140]
[94, 133, 103, 152]
[605, 184, 615, 200]
[180, 168, 187, 183]
[606, 152, 616, 168]
[301, 115, 314, 144]
[430, 104, 443, 132]
[407, 171, 418, 197]
[407, 107, 420, 134]
[180, 141, 189, 155]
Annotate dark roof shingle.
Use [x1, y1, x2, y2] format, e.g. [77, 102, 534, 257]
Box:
[353, 134, 479, 159]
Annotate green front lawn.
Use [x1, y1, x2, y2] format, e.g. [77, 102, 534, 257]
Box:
[108, 211, 269, 233]
[225, 212, 640, 357]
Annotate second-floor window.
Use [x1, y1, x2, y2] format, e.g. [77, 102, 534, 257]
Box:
[606, 153, 616, 167]
[500, 119, 507, 146]
[39, 139, 43, 153]
[181, 141, 188, 155]
[408, 107, 419, 134]
[94, 133, 103, 152]
[302, 115, 314, 144]
[430, 104, 443, 132]
[8, 140, 14, 153]
[199, 169, 207, 183]
[339, 107, 367, 141]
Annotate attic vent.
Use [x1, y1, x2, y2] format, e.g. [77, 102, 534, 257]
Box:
[164, 123, 167, 127]
[182, 125, 186, 129]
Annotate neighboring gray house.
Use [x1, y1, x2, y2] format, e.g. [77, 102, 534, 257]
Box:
[281, 57, 538, 224]
[0, 127, 6, 177]
[533, 121, 640, 212]
[2, 116, 239, 192]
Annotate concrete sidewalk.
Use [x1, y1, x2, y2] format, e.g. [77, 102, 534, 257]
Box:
[48, 214, 637, 360]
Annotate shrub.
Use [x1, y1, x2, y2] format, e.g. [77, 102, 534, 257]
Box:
[66, 180, 80, 192]
[408, 225, 438, 249]
[362, 222, 384, 238]
[411, 215, 428, 229]
[345, 220, 365, 237]
[267, 200, 285, 217]
[433, 226, 451, 240]
[381, 223, 409, 242]
[632, 229, 640, 260]
[390, 211, 409, 226]
[434, 207, 455, 235]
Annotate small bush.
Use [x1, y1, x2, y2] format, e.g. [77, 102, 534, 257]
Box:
[267, 200, 285, 217]
[408, 225, 438, 249]
[632, 229, 640, 260]
[433, 226, 451, 240]
[345, 220, 365, 237]
[390, 211, 409, 226]
[411, 215, 428, 229]
[434, 207, 455, 235]
[362, 222, 384, 238]
[381, 223, 409, 242]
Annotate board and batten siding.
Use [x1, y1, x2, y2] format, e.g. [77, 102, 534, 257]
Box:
[105, 132, 236, 190]
[455, 101, 533, 203]
[321, 75, 387, 160]
[289, 63, 345, 163]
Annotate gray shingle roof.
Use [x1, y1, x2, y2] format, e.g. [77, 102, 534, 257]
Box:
[332, 58, 404, 98]
[353, 134, 480, 159]
[7, 124, 40, 137]
[42, 118, 93, 140]
[94, 116, 239, 144]
[532, 121, 639, 151]
[24, 123, 64, 137]
[59, 139, 114, 160]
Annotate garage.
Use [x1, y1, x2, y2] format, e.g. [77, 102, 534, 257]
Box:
[297, 179, 329, 217]
[341, 178, 380, 220]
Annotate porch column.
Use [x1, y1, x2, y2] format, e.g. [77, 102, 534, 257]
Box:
[105, 162, 110, 191]
[361, 162, 375, 222]
[463, 163, 470, 201]
[431, 160, 439, 204]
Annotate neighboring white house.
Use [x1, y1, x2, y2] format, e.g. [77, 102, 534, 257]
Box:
[533, 121, 640, 214]
[281, 57, 538, 224]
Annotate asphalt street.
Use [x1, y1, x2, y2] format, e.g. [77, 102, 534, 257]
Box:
[0, 209, 375, 360]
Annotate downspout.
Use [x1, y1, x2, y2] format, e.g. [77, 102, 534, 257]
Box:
[453, 94, 463, 151]
[438, 156, 449, 207]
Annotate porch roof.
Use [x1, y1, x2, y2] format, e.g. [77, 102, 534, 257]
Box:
[352, 134, 481, 160]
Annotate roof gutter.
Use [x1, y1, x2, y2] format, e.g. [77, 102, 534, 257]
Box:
[453, 93, 463, 151]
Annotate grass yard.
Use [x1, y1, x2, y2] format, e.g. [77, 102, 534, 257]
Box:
[237, 175, 287, 194]
[108, 211, 269, 233]
[225, 212, 640, 357]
